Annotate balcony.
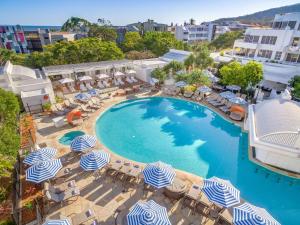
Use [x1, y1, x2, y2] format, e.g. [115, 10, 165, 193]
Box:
[286, 45, 300, 53]
[234, 39, 258, 49]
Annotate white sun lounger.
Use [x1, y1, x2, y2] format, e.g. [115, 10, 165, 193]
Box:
[126, 77, 133, 84]
[97, 81, 105, 89]
[80, 83, 87, 92]
[103, 80, 110, 88]
[86, 83, 93, 91]
[113, 79, 120, 86]
[117, 78, 124, 85]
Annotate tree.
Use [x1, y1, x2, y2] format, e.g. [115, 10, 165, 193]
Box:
[220, 61, 244, 87]
[163, 61, 184, 75]
[61, 17, 91, 32]
[88, 24, 117, 42]
[209, 31, 243, 50]
[121, 32, 144, 52]
[151, 68, 167, 83]
[176, 70, 211, 86]
[125, 50, 155, 60]
[184, 44, 213, 71]
[184, 54, 195, 71]
[143, 32, 184, 56]
[242, 61, 263, 87]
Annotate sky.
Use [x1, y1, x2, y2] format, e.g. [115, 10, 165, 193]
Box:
[1, 0, 300, 26]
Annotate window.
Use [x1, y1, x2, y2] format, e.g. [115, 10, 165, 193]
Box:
[257, 49, 273, 59]
[274, 51, 282, 60]
[244, 35, 260, 43]
[261, 36, 277, 45]
[292, 37, 300, 47]
[288, 21, 296, 29]
[285, 53, 299, 63]
[49, 75, 63, 81]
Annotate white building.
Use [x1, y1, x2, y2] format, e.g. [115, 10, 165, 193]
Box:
[234, 12, 300, 64]
[175, 22, 221, 43]
[0, 61, 55, 112]
[247, 98, 300, 174]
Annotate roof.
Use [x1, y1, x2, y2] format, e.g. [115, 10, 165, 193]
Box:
[160, 49, 192, 63]
[253, 99, 300, 149]
[10, 64, 39, 79]
[43, 59, 131, 76]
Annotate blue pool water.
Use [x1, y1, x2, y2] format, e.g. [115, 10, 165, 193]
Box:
[59, 130, 85, 145]
[96, 97, 300, 225]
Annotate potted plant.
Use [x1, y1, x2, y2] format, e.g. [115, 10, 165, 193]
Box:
[42, 103, 52, 113]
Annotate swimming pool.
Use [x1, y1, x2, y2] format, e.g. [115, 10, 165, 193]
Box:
[96, 97, 300, 224]
[59, 130, 85, 145]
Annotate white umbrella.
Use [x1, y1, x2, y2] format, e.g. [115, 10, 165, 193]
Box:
[59, 78, 74, 84]
[226, 85, 241, 92]
[229, 97, 247, 105]
[78, 75, 92, 81]
[175, 81, 187, 88]
[197, 86, 212, 93]
[114, 71, 125, 77]
[220, 91, 236, 99]
[96, 74, 110, 80]
[127, 70, 136, 75]
[150, 78, 159, 86]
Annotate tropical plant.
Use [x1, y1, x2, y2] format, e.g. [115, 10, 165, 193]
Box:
[163, 61, 184, 75]
[151, 68, 167, 83]
[61, 17, 91, 32]
[88, 24, 117, 42]
[125, 50, 155, 60]
[209, 31, 243, 50]
[175, 70, 212, 87]
[42, 103, 52, 111]
[243, 61, 263, 87]
[121, 32, 144, 52]
[289, 75, 300, 99]
[184, 44, 213, 71]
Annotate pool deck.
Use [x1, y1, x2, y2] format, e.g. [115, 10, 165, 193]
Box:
[33, 89, 247, 224]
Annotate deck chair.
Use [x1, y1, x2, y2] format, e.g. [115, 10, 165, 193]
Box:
[50, 104, 65, 116]
[45, 188, 80, 205]
[220, 102, 233, 114]
[103, 80, 110, 87]
[81, 104, 94, 113]
[131, 76, 138, 83]
[117, 78, 125, 85]
[126, 76, 133, 84]
[230, 111, 244, 121]
[113, 79, 120, 86]
[60, 208, 96, 225]
[87, 101, 100, 110]
[212, 98, 226, 107]
[91, 98, 102, 107]
[97, 81, 105, 89]
[44, 180, 76, 194]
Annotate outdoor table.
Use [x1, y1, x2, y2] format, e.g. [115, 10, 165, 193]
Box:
[164, 177, 187, 200]
[186, 184, 201, 200]
[116, 89, 126, 96]
[127, 165, 141, 179]
[119, 162, 132, 175]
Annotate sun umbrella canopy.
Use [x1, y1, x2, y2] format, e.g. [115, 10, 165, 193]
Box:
[75, 93, 91, 101]
[220, 91, 236, 99]
[150, 78, 159, 86]
[78, 75, 92, 81]
[127, 70, 136, 75]
[59, 78, 74, 84]
[233, 203, 281, 225]
[43, 219, 71, 225]
[226, 85, 241, 91]
[26, 159, 62, 183]
[88, 89, 98, 97]
[23, 147, 57, 166]
[197, 86, 212, 93]
[203, 176, 240, 208]
[127, 200, 171, 225]
[114, 71, 125, 77]
[175, 81, 187, 88]
[80, 150, 110, 171]
[143, 161, 176, 189]
[97, 74, 110, 79]
[229, 97, 247, 105]
[70, 135, 97, 152]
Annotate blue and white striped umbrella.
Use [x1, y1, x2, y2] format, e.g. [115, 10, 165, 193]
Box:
[127, 200, 171, 225]
[175, 81, 187, 88]
[197, 86, 212, 93]
[229, 97, 247, 105]
[233, 203, 281, 225]
[80, 150, 110, 171]
[203, 177, 240, 208]
[26, 159, 62, 183]
[23, 147, 57, 165]
[43, 218, 71, 225]
[88, 89, 98, 97]
[143, 161, 176, 189]
[70, 135, 97, 152]
[75, 93, 91, 101]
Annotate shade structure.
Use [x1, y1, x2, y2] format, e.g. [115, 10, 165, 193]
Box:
[88, 89, 98, 97]
[226, 85, 241, 91]
[23, 147, 57, 166]
[59, 78, 74, 84]
[97, 74, 110, 80]
[127, 69, 136, 75]
[78, 75, 92, 81]
[127, 200, 171, 225]
[197, 86, 212, 93]
[203, 176, 240, 208]
[220, 91, 236, 99]
[233, 203, 281, 225]
[43, 219, 71, 225]
[70, 135, 97, 152]
[26, 159, 62, 183]
[114, 71, 125, 77]
[80, 150, 110, 171]
[229, 97, 247, 105]
[75, 93, 91, 101]
[143, 161, 176, 189]
[175, 81, 187, 88]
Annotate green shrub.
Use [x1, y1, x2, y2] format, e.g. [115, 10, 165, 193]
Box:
[0, 220, 16, 225]
[184, 85, 196, 93]
[0, 186, 7, 202]
[42, 102, 52, 111]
